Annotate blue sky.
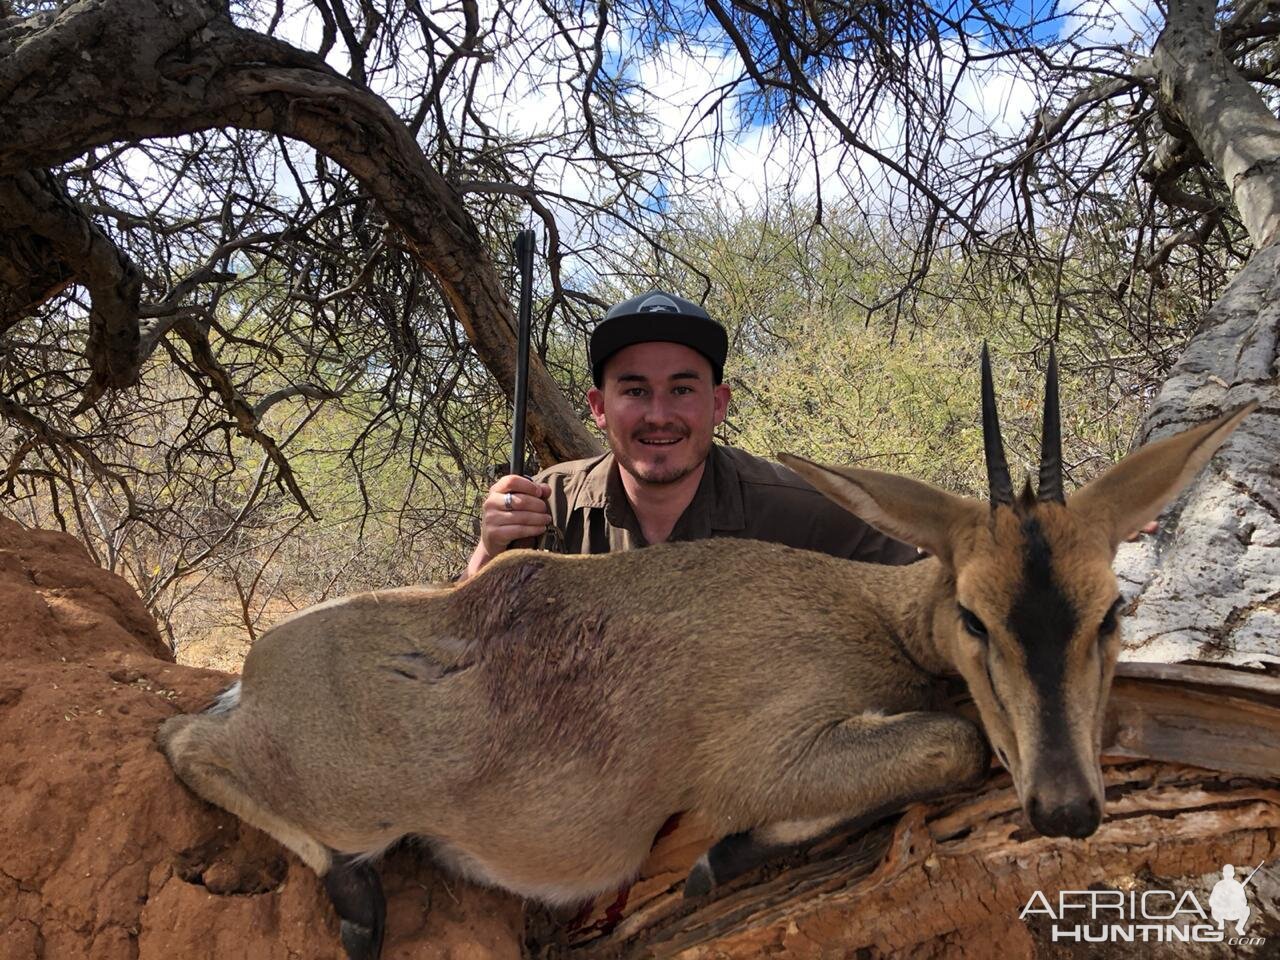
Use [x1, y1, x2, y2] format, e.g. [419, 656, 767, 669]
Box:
[111, 0, 1154, 291]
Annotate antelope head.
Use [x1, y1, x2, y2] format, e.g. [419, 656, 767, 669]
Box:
[782, 345, 1255, 838]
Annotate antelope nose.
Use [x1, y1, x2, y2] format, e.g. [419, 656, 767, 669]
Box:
[1027, 794, 1101, 838]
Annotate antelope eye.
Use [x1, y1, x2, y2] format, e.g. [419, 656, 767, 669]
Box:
[959, 605, 989, 640]
[1099, 597, 1123, 637]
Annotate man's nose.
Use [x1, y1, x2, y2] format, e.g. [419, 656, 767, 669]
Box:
[642, 395, 677, 423]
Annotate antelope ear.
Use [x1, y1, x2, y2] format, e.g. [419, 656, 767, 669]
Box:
[1069, 402, 1257, 549]
[778, 453, 980, 562]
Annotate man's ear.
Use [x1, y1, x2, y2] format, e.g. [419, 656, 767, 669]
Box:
[712, 383, 731, 427]
[1069, 402, 1257, 549]
[778, 453, 980, 562]
[587, 386, 607, 431]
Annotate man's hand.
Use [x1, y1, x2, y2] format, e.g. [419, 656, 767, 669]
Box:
[464, 475, 552, 578]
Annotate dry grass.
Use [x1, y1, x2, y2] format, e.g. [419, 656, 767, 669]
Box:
[166, 575, 307, 673]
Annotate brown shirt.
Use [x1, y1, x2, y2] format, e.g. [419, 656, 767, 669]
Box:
[532, 444, 919, 565]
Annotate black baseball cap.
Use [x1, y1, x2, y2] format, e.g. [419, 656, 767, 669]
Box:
[589, 290, 728, 386]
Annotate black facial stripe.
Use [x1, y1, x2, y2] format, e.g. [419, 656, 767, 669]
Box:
[1007, 516, 1078, 729]
[985, 649, 1008, 716]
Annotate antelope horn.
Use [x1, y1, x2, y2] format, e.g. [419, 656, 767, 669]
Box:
[1037, 344, 1065, 504]
[981, 343, 1014, 508]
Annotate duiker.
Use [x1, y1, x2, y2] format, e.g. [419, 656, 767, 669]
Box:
[158, 349, 1254, 959]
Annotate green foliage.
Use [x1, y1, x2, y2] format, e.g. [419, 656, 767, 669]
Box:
[591, 201, 1184, 499]
[727, 317, 1146, 499]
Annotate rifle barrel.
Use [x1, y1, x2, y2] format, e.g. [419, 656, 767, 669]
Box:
[511, 229, 536, 476]
[1243, 860, 1266, 886]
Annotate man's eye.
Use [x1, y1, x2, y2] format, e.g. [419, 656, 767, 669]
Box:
[623, 388, 646, 397]
[673, 386, 694, 395]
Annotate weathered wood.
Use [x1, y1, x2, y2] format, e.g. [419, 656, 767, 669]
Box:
[0, 170, 142, 397]
[1113, 243, 1280, 669]
[554, 662, 1280, 959]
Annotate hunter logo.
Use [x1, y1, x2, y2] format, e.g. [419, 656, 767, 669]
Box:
[636, 294, 679, 313]
[1211, 863, 1260, 935]
[1019, 862, 1268, 946]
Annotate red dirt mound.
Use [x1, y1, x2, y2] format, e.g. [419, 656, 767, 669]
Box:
[0, 518, 523, 959]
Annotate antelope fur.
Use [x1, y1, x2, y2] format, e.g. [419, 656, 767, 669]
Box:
[157, 382, 1254, 952]
[160, 544, 981, 901]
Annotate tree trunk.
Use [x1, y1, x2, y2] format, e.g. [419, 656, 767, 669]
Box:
[1155, 0, 1280, 250]
[1107, 0, 1280, 666]
[1111, 244, 1280, 667]
[0, 170, 143, 395]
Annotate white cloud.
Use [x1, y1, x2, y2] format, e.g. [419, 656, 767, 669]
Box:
[217, 3, 1055, 275]
[1060, 0, 1160, 47]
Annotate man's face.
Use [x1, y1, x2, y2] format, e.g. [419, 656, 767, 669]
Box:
[588, 341, 731, 486]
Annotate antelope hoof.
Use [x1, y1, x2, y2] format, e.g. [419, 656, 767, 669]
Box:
[683, 856, 714, 898]
[324, 853, 386, 960]
[339, 918, 384, 960]
[684, 832, 762, 898]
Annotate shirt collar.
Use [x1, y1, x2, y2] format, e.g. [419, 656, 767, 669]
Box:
[575, 452, 613, 509]
[576, 444, 747, 535]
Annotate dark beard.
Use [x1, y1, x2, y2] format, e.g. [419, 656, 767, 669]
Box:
[613, 432, 711, 486]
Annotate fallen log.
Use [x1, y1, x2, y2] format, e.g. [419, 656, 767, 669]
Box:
[553, 663, 1280, 959]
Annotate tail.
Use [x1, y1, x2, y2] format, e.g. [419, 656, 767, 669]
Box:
[207, 680, 241, 714]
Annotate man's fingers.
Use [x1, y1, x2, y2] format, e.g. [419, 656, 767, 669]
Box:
[503, 525, 553, 542]
[486, 520, 551, 550]
[481, 475, 553, 554]
[483, 507, 552, 553]
[493, 474, 551, 499]
[490, 510, 552, 528]
[489, 492, 551, 516]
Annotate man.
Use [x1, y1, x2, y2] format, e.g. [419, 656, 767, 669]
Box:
[464, 290, 917, 578]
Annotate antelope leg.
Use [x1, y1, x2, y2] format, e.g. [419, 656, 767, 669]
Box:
[686, 711, 988, 896]
[323, 852, 387, 960]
